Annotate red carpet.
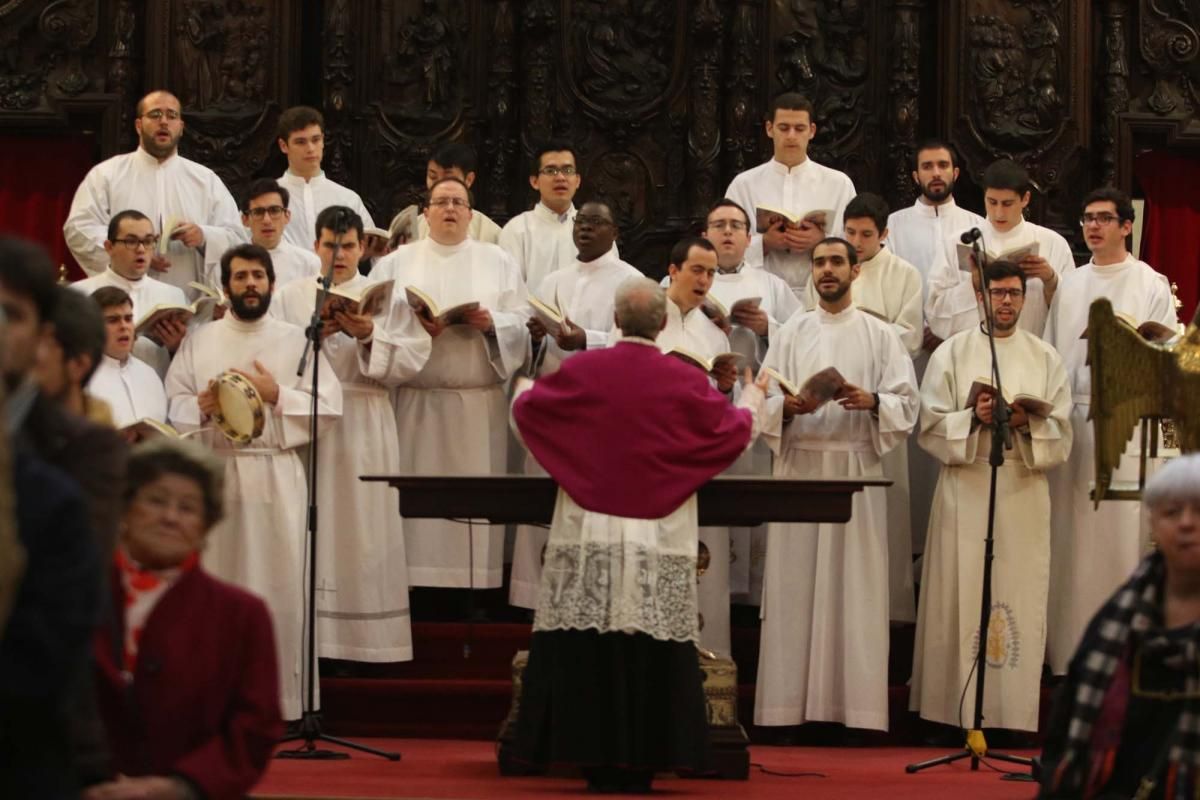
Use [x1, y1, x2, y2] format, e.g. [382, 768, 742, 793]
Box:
[252, 738, 1040, 799]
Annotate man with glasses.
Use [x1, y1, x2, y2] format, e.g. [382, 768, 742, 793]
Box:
[71, 209, 189, 376]
[925, 158, 1074, 339]
[1042, 187, 1177, 677]
[64, 90, 243, 298]
[276, 106, 376, 249]
[509, 200, 640, 611]
[206, 179, 321, 288]
[500, 140, 611, 290]
[911, 259, 1071, 737]
[368, 177, 529, 591]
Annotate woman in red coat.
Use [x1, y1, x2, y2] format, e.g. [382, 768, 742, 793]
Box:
[86, 438, 282, 800]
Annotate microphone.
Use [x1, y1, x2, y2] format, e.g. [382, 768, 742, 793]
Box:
[960, 228, 983, 244]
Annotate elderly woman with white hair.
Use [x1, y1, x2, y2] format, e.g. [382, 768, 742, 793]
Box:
[1040, 453, 1200, 799]
[86, 438, 281, 800]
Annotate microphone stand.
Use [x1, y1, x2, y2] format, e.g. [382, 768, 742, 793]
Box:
[906, 238, 1034, 778]
[278, 215, 400, 762]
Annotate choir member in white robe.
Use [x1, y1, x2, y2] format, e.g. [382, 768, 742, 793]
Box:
[755, 237, 919, 731]
[926, 159, 1074, 341]
[204, 179, 321, 289]
[510, 201, 641, 610]
[164, 243, 343, 720]
[509, 277, 767, 792]
[499, 141, 586, 289]
[70, 210, 188, 378]
[64, 90, 243, 295]
[801, 194, 923, 623]
[275, 106, 375, 248]
[85, 286, 167, 428]
[725, 93, 855, 297]
[883, 140, 986, 562]
[911, 260, 1072, 732]
[1042, 188, 1176, 674]
[366, 177, 529, 588]
[702, 200, 800, 605]
[270, 207, 412, 663]
[409, 143, 503, 244]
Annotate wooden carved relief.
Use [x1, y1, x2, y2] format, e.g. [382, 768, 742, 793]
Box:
[688, 0, 725, 218]
[1098, 0, 1131, 186]
[145, 1, 299, 200]
[942, 1, 1089, 236]
[323, 0, 355, 187]
[1135, 0, 1200, 117]
[481, 0, 518, 218]
[107, 0, 139, 148]
[0, 0, 103, 113]
[519, 0, 557, 151]
[887, 0, 922, 209]
[722, 1, 763, 180]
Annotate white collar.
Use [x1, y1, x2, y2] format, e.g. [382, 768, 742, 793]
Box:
[284, 169, 325, 184]
[101, 354, 130, 371]
[134, 146, 176, 168]
[575, 249, 617, 272]
[617, 336, 658, 348]
[768, 158, 811, 177]
[911, 196, 960, 218]
[816, 303, 857, 324]
[223, 313, 269, 332]
[534, 201, 575, 224]
[102, 267, 145, 291]
[426, 237, 472, 257]
[716, 260, 748, 276]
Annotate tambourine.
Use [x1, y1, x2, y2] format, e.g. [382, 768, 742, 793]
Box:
[212, 370, 265, 444]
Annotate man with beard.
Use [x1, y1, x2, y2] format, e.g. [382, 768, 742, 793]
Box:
[64, 90, 243, 297]
[725, 93, 856, 299]
[911, 260, 1071, 736]
[755, 237, 918, 734]
[926, 158, 1074, 340]
[1042, 188, 1176, 677]
[165, 242, 343, 721]
[509, 200, 640, 610]
[270, 206, 412, 667]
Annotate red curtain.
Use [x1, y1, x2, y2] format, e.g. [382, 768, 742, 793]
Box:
[0, 132, 97, 281]
[1135, 150, 1200, 323]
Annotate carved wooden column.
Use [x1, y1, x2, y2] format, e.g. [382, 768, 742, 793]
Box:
[482, 1, 518, 218]
[887, 0, 922, 209]
[106, 0, 139, 151]
[324, 0, 356, 187]
[519, 0, 557, 153]
[1097, 0, 1131, 187]
[687, 0, 724, 218]
[722, 0, 762, 180]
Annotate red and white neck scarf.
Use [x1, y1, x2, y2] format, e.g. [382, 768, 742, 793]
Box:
[115, 547, 198, 674]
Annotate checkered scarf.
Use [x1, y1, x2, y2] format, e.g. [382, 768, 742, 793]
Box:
[1047, 552, 1200, 799]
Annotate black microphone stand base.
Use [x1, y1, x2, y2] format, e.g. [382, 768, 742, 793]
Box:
[276, 711, 401, 761]
[905, 730, 1034, 776]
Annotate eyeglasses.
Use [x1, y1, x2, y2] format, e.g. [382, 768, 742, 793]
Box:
[1079, 212, 1120, 226]
[143, 109, 181, 121]
[987, 288, 1025, 300]
[707, 220, 749, 232]
[429, 197, 469, 208]
[538, 165, 578, 177]
[114, 236, 160, 249]
[246, 205, 286, 219]
[574, 214, 613, 227]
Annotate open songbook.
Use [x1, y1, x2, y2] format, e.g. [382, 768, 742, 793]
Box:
[321, 278, 394, 318]
[965, 376, 1054, 418]
[405, 286, 480, 325]
[701, 295, 763, 326]
[158, 214, 182, 256]
[528, 295, 573, 338]
[763, 366, 847, 410]
[1080, 311, 1177, 344]
[667, 347, 744, 375]
[120, 418, 180, 441]
[954, 241, 1039, 273]
[755, 205, 831, 234]
[134, 282, 224, 336]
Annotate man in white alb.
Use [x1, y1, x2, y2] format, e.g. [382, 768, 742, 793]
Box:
[926, 159, 1074, 340]
[276, 106, 375, 248]
[725, 93, 856, 298]
[802, 193, 922, 623]
[755, 237, 919, 732]
[883, 139, 986, 566]
[911, 260, 1072, 733]
[393, 142, 504, 245]
[165, 242, 343, 720]
[70, 209, 188, 377]
[509, 200, 641, 610]
[85, 286, 167, 429]
[271, 206, 412, 665]
[205, 179, 321, 288]
[1042, 187, 1176, 674]
[499, 140, 589, 290]
[367, 177, 529, 589]
[699, 199, 800, 607]
[63, 90, 243, 296]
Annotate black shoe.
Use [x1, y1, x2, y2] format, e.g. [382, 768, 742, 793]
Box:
[621, 769, 654, 793]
